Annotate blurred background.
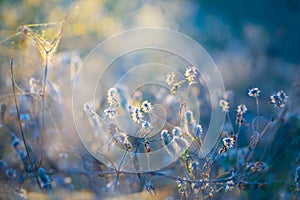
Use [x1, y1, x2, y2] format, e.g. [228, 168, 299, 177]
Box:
[0, 0, 300, 199]
[1, 0, 299, 91]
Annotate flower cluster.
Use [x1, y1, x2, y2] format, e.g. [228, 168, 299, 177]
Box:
[141, 100, 153, 113]
[166, 72, 176, 86]
[109, 123, 132, 150]
[219, 135, 236, 155]
[161, 129, 171, 146]
[225, 180, 235, 192]
[165, 66, 199, 95]
[248, 87, 261, 98]
[107, 87, 118, 107]
[222, 136, 236, 149]
[83, 103, 97, 119]
[131, 107, 144, 123]
[236, 104, 248, 126]
[270, 90, 288, 108]
[130, 100, 153, 124]
[219, 99, 230, 112]
[184, 66, 198, 85]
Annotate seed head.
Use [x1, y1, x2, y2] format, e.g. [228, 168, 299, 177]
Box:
[248, 87, 261, 98]
[219, 99, 230, 112]
[141, 100, 153, 113]
[161, 129, 171, 146]
[236, 104, 247, 114]
[222, 136, 236, 149]
[107, 87, 118, 107]
[270, 90, 288, 108]
[185, 66, 198, 85]
[131, 107, 143, 123]
[166, 72, 175, 86]
[172, 127, 182, 138]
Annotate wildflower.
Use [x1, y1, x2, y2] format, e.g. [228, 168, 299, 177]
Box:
[172, 127, 182, 138]
[107, 87, 118, 107]
[83, 103, 96, 118]
[104, 108, 117, 119]
[184, 110, 195, 124]
[194, 124, 203, 138]
[141, 100, 153, 113]
[219, 99, 230, 112]
[140, 121, 152, 137]
[172, 127, 188, 152]
[222, 136, 236, 149]
[183, 111, 197, 139]
[131, 107, 143, 123]
[127, 105, 133, 112]
[142, 121, 151, 130]
[236, 104, 247, 114]
[248, 87, 261, 98]
[37, 167, 51, 189]
[225, 180, 235, 192]
[166, 72, 175, 86]
[251, 161, 267, 174]
[161, 129, 171, 146]
[236, 104, 248, 126]
[185, 66, 197, 85]
[270, 90, 288, 108]
[170, 80, 185, 95]
[219, 136, 236, 154]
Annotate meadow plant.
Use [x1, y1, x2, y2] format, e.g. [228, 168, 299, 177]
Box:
[0, 17, 299, 200]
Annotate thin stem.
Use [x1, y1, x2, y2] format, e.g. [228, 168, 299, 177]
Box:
[226, 112, 235, 135]
[42, 53, 48, 130]
[178, 159, 191, 181]
[235, 125, 241, 169]
[9, 42, 33, 169]
[115, 148, 128, 189]
[256, 97, 259, 132]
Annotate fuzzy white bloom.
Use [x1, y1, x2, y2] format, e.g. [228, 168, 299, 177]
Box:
[104, 108, 117, 119]
[83, 103, 97, 119]
[219, 99, 230, 112]
[131, 107, 143, 123]
[248, 87, 261, 98]
[236, 104, 248, 114]
[222, 136, 235, 149]
[166, 72, 175, 86]
[270, 90, 289, 108]
[141, 100, 153, 113]
[184, 66, 197, 85]
[107, 87, 118, 107]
